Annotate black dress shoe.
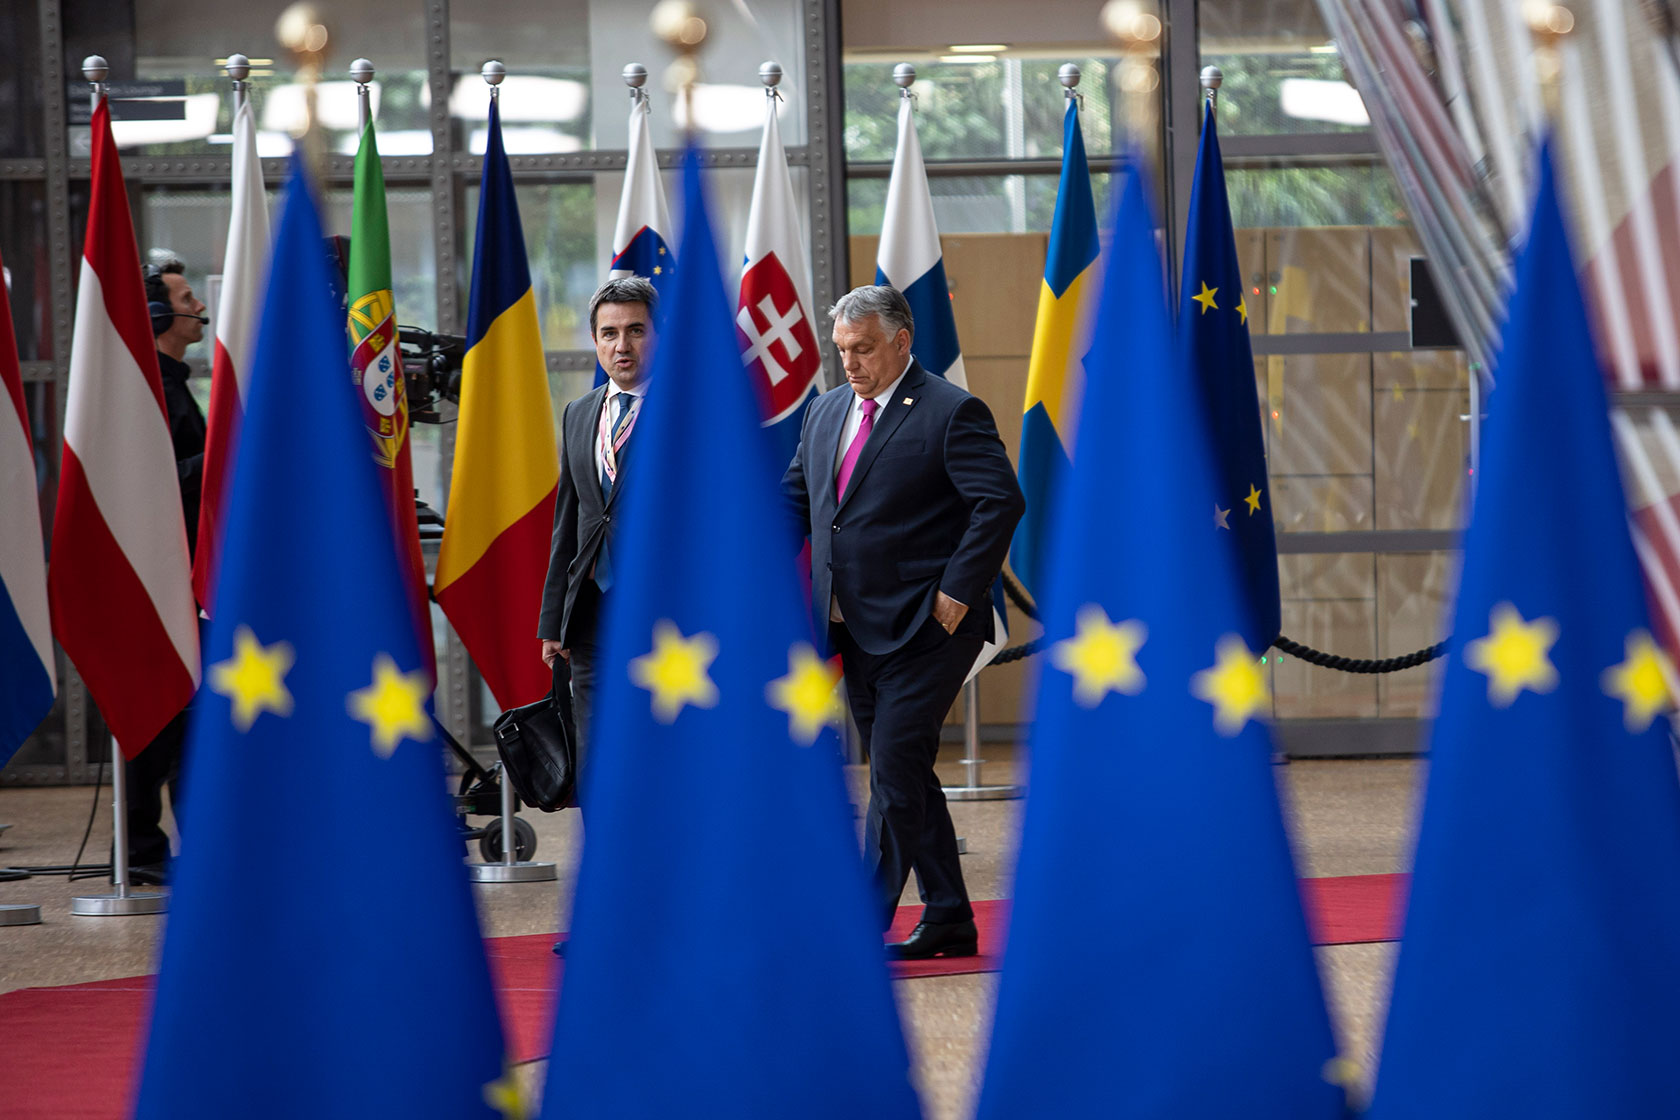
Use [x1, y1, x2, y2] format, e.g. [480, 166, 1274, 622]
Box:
[125, 863, 169, 886]
[886, 919, 978, 960]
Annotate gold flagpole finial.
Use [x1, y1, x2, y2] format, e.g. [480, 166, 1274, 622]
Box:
[652, 0, 708, 137]
[276, 2, 330, 182]
[1524, 1, 1574, 121]
[1101, 0, 1163, 163]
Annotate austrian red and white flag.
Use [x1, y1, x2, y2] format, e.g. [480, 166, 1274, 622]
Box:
[193, 97, 269, 612]
[737, 88, 822, 467]
[48, 99, 199, 754]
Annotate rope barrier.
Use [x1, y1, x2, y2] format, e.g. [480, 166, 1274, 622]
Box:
[986, 574, 1451, 673]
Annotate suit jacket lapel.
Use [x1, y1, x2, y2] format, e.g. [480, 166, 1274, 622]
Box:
[573, 385, 609, 516]
[810, 390, 849, 511]
[836, 363, 925, 514]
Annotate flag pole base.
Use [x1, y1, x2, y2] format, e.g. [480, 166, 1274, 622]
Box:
[941, 784, 1024, 801]
[466, 861, 557, 883]
[70, 890, 166, 916]
[1, 903, 43, 925]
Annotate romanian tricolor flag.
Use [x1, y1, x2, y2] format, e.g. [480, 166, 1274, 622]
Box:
[349, 114, 433, 680]
[1011, 98, 1099, 600]
[434, 96, 559, 710]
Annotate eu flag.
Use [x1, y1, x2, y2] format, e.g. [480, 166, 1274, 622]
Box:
[975, 161, 1344, 1119]
[540, 147, 919, 1118]
[133, 161, 508, 1118]
[1179, 104, 1280, 648]
[1368, 142, 1680, 1117]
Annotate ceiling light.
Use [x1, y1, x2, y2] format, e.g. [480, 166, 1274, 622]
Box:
[939, 54, 996, 64]
[949, 44, 1007, 53]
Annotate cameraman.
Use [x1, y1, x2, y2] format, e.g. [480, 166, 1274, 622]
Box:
[125, 257, 207, 884]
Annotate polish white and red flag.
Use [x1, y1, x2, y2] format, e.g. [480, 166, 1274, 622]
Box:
[193, 96, 269, 611]
[738, 87, 822, 468]
[47, 98, 199, 754]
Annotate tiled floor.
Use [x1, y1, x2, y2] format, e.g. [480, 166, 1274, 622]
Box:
[0, 751, 1420, 1119]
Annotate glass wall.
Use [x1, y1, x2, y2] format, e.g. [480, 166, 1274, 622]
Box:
[3, 0, 832, 780]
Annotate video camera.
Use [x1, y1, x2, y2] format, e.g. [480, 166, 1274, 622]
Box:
[397, 325, 465, 424]
[324, 234, 464, 426]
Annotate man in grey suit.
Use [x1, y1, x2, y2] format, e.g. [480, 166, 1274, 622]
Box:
[538, 276, 658, 771]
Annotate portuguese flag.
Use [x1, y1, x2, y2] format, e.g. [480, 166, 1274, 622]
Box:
[349, 117, 435, 682]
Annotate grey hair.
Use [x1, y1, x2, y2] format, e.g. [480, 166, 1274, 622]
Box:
[829, 284, 914, 341]
[588, 275, 659, 335]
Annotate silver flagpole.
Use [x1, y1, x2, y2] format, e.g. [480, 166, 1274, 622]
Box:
[463, 59, 555, 885]
[350, 57, 373, 134]
[68, 55, 169, 922]
[226, 53, 250, 116]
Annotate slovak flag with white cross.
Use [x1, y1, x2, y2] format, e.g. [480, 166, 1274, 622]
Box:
[738, 88, 822, 468]
[877, 90, 1006, 683]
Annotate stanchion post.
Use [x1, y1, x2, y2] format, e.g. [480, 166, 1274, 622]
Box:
[941, 678, 1024, 802]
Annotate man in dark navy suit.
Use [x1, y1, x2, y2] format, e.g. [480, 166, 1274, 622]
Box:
[782, 284, 1025, 960]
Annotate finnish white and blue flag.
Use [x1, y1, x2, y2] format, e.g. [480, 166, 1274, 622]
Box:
[0, 248, 54, 767]
[877, 89, 1007, 679]
[738, 84, 822, 469]
[598, 91, 674, 387]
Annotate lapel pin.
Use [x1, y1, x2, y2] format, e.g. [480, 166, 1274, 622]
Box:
[902, 396, 915, 407]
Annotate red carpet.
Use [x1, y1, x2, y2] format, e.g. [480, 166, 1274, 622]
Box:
[0, 873, 1405, 1119]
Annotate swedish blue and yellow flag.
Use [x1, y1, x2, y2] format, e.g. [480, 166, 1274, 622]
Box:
[540, 146, 920, 1119]
[976, 160, 1344, 1119]
[1368, 142, 1680, 1117]
[132, 160, 508, 1119]
[1179, 104, 1279, 648]
[1011, 96, 1099, 599]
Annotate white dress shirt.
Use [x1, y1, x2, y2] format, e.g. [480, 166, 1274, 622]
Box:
[832, 356, 914, 474]
[830, 356, 913, 621]
[596, 382, 644, 487]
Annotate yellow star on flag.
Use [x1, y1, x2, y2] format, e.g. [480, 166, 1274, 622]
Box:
[1192, 281, 1219, 314]
[1601, 630, 1674, 732]
[347, 654, 433, 758]
[1192, 634, 1270, 735]
[767, 643, 844, 745]
[1214, 504, 1231, 530]
[1051, 604, 1146, 708]
[483, 1064, 527, 1120]
[1244, 484, 1263, 514]
[208, 625, 295, 732]
[630, 620, 719, 723]
[1465, 602, 1558, 708]
[1236, 297, 1248, 325]
[653, 264, 664, 275]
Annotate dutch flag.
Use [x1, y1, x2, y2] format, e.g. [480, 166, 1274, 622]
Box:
[0, 251, 55, 767]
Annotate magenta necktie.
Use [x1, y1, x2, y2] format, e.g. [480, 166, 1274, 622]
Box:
[835, 397, 878, 500]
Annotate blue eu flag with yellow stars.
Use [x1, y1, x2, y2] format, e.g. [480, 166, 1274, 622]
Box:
[540, 146, 920, 1119]
[975, 160, 1345, 1120]
[1179, 103, 1280, 649]
[1368, 142, 1680, 1117]
[132, 160, 510, 1119]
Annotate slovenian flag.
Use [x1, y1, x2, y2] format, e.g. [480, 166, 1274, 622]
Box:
[876, 89, 1007, 681]
[597, 91, 674, 387]
[738, 82, 822, 469]
[0, 246, 54, 767]
[434, 94, 561, 710]
[48, 97, 199, 753]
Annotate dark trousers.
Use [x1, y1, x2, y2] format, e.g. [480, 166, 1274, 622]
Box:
[564, 581, 607, 806]
[834, 617, 981, 930]
[124, 706, 188, 868]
